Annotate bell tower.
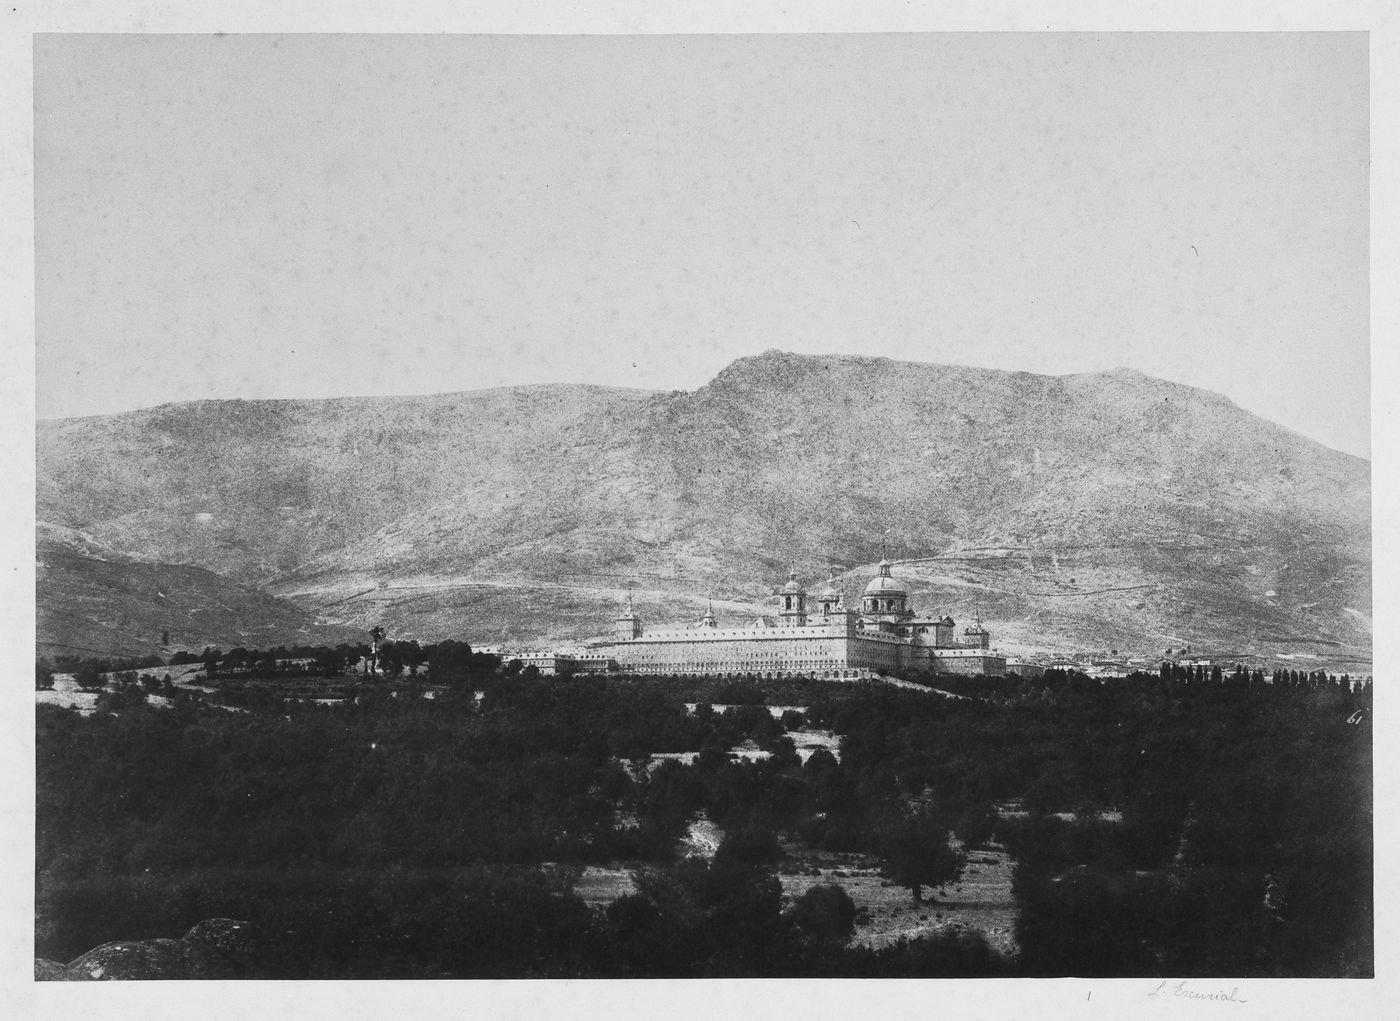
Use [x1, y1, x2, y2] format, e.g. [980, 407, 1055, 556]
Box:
[817, 571, 843, 616]
[616, 589, 643, 641]
[778, 569, 808, 627]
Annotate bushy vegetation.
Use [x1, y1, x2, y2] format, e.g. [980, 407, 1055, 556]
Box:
[800, 668, 1372, 976]
[35, 659, 1370, 977]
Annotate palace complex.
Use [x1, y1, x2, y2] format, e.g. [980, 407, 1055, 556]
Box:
[591, 559, 1006, 679]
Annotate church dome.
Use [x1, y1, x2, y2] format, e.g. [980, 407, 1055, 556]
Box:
[863, 575, 906, 594]
[863, 558, 906, 595]
[781, 570, 804, 594]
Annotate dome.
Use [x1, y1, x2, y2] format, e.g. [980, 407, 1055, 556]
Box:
[781, 570, 804, 594]
[863, 558, 906, 595]
[819, 576, 842, 600]
[863, 574, 906, 595]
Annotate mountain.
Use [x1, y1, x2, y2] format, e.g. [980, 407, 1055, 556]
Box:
[36, 351, 1371, 664]
[36, 522, 360, 660]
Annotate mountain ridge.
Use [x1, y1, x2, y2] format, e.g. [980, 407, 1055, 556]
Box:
[36, 350, 1370, 663]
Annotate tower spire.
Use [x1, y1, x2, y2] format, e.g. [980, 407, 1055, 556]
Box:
[616, 583, 642, 640]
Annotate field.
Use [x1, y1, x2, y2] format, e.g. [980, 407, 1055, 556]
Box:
[778, 846, 1017, 955]
[572, 844, 1016, 955]
[573, 799, 1018, 958]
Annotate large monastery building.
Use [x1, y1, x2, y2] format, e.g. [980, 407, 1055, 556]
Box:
[595, 559, 1006, 679]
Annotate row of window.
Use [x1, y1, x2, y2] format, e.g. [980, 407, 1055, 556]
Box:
[865, 598, 907, 611]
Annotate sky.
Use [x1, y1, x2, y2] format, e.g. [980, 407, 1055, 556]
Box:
[34, 32, 1370, 456]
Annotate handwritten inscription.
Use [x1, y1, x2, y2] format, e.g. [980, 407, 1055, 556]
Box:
[1149, 980, 1247, 1004]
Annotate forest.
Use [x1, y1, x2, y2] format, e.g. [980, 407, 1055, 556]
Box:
[35, 654, 1372, 978]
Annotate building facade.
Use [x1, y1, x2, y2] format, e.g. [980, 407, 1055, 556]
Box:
[595, 560, 1006, 679]
[512, 651, 617, 676]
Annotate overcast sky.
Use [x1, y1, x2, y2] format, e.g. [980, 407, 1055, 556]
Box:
[34, 32, 1369, 456]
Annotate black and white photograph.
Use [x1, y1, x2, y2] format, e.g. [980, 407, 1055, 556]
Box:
[11, 3, 1393, 1016]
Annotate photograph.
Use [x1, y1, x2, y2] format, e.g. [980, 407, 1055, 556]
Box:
[23, 18, 1377, 1006]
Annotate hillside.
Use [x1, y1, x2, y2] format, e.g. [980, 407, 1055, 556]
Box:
[36, 352, 1371, 663]
[36, 522, 360, 660]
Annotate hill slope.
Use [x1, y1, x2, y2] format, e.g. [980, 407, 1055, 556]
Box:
[37, 352, 1370, 662]
[36, 522, 360, 660]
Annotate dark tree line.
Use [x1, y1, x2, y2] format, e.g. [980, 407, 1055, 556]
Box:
[40, 638, 506, 690]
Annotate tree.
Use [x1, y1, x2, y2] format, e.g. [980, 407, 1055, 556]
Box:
[377, 640, 405, 679]
[780, 709, 806, 730]
[716, 817, 781, 865]
[954, 803, 998, 849]
[74, 660, 104, 692]
[761, 734, 802, 770]
[879, 810, 967, 904]
[787, 884, 857, 948]
[399, 640, 425, 676]
[368, 626, 386, 675]
[314, 647, 343, 678]
[36, 659, 55, 691]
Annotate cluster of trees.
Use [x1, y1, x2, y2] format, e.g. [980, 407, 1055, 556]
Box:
[35, 672, 974, 974]
[801, 670, 1371, 976]
[35, 856, 1004, 979]
[45, 652, 166, 673]
[95, 672, 178, 709]
[192, 639, 504, 684]
[1158, 659, 1369, 693]
[593, 858, 1002, 978]
[37, 638, 507, 691]
[35, 664, 1369, 977]
[36, 653, 167, 690]
[193, 645, 348, 679]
